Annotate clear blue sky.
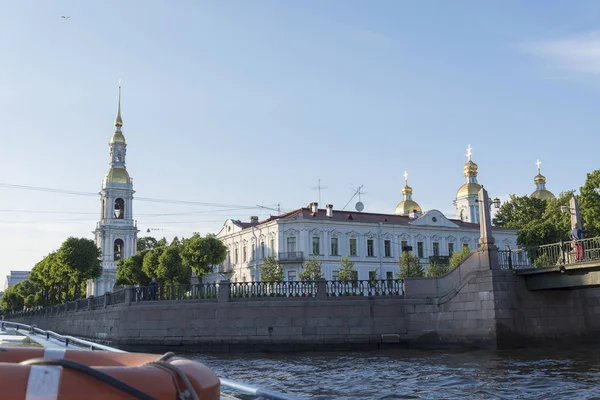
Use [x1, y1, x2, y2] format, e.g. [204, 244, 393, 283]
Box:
[1, 0, 600, 282]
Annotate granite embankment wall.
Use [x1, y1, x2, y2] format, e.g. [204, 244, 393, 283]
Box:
[11, 249, 600, 351]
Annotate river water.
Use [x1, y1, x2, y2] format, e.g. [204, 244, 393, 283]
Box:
[190, 346, 600, 399]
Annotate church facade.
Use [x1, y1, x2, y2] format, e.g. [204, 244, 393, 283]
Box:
[207, 149, 518, 283]
[87, 86, 138, 296]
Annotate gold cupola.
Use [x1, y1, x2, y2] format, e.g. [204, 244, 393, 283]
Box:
[456, 144, 481, 198]
[395, 171, 422, 216]
[110, 84, 126, 144]
[530, 160, 555, 200]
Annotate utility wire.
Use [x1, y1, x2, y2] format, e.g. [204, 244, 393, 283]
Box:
[0, 182, 266, 209]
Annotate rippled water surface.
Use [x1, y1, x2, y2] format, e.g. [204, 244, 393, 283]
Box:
[189, 346, 600, 399]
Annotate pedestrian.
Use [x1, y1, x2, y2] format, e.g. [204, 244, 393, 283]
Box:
[570, 223, 586, 261]
[148, 277, 158, 301]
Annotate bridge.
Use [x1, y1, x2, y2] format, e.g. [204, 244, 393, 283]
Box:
[498, 236, 600, 290]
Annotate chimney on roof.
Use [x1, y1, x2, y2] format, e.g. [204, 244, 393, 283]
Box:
[250, 216, 259, 224]
[326, 204, 333, 218]
[310, 202, 318, 215]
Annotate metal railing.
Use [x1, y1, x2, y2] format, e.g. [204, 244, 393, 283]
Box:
[327, 279, 403, 297]
[1, 321, 303, 400]
[498, 236, 600, 270]
[7, 280, 406, 318]
[132, 283, 218, 301]
[230, 281, 316, 298]
[1, 321, 127, 352]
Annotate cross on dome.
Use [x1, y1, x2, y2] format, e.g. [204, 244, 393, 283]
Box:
[404, 170, 408, 185]
[536, 159, 542, 173]
[466, 144, 473, 161]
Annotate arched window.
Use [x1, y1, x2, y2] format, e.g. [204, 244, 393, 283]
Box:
[114, 239, 124, 261]
[114, 198, 125, 219]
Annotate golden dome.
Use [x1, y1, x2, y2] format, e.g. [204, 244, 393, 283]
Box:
[534, 173, 546, 184]
[110, 131, 126, 144]
[457, 182, 481, 198]
[464, 160, 478, 176]
[104, 167, 130, 184]
[395, 200, 422, 216]
[531, 189, 555, 200]
[401, 184, 413, 195]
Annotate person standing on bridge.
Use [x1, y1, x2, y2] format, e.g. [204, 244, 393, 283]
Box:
[148, 278, 158, 301]
[570, 223, 586, 261]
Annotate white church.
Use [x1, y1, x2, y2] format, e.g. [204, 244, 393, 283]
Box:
[81, 91, 555, 291]
[87, 86, 138, 297]
[207, 149, 520, 283]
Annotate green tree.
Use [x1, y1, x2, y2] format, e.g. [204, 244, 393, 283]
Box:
[426, 262, 449, 277]
[338, 256, 356, 281]
[116, 250, 150, 286]
[142, 248, 163, 282]
[493, 195, 547, 229]
[181, 234, 228, 278]
[156, 237, 168, 247]
[56, 237, 102, 301]
[1, 283, 26, 313]
[156, 246, 189, 285]
[259, 255, 284, 282]
[449, 247, 471, 268]
[579, 170, 600, 237]
[397, 252, 423, 279]
[137, 237, 158, 252]
[299, 257, 323, 281]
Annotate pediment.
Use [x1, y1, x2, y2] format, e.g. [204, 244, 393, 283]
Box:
[461, 236, 471, 243]
[365, 231, 377, 239]
[346, 230, 359, 238]
[409, 209, 460, 228]
[398, 232, 411, 240]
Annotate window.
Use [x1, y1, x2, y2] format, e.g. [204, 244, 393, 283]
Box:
[287, 237, 296, 253]
[386, 271, 393, 280]
[331, 237, 339, 256]
[113, 239, 124, 261]
[417, 242, 424, 258]
[260, 242, 265, 258]
[271, 238, 275, 254]
[349, 238, 357, 256]
[433, 242, 440, 257]
[332, 270, 339, 281]
[114, 198, 125, 219]
[369, 270, 377, 281]
[288, 270, 297, 281]
[367, 239, 375, 257]
[463, 243, 469, 252]
[243, 246, 247, 262]
[252, 244, 256, 261]
[312, 237, 320, 255]
[384, 240, 391, 257]
[234, 248, 239, 264]
[242, 274, 247, 282]
[448, 243, 454, 256]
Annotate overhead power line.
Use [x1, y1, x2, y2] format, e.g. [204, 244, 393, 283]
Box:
[0, 182, 263, 209]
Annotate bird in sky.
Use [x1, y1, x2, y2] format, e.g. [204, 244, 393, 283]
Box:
[61, 16, 70, 19]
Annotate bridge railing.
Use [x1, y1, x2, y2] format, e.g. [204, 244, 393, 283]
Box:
[499, 236, 600, 269]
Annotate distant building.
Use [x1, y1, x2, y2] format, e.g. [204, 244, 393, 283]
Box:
[4, 271, 30, 291]
[206, 148, 518, 283]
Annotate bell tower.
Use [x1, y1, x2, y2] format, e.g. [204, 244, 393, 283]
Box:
[87, 84, 139, 297]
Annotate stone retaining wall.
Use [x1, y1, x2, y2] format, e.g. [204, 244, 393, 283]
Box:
[11, 249, 600, 351]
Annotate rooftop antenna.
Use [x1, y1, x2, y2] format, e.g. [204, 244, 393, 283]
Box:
[342, 185, 366, 211]
[310, 179, 327, 205]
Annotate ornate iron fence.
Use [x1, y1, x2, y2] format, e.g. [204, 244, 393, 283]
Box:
[327, 279, 403, 297]
[133, 284, 218, 302]
[229, 281, 316, 298]
[498, 237, 600, 269]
